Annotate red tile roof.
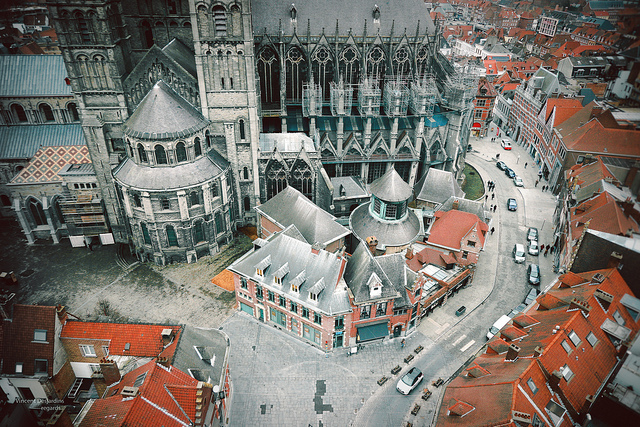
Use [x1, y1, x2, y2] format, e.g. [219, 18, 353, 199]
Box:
[563, 116, 640, 158]
[544, 98, 585, 127]
[61, 321, 181, 359]
[428, 210, 488, 251]
[567, 158, 619, 188]
[79, 361, 206, 427]
[570, 191, 639, 238]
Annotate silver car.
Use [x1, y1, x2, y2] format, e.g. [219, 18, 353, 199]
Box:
[528, 240, 539, 256]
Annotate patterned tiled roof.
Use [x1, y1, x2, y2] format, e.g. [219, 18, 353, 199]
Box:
[0, 124, 85, 160]
[79, 361, 203, 427]
[61, 321, 181, 359]
[10, 145, 91, 184]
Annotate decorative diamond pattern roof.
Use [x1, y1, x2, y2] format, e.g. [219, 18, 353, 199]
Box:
[10, 145, 91, 184]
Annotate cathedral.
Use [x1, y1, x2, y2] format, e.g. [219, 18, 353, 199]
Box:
[44, 0, 475, 264]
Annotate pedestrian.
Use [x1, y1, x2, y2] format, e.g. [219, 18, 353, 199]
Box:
[491, 227, 495, 235]
[401, 339, 405, 349]
[540, 244, 545, 252]
[535, 180, 539, 187]
[493, 205, 497, 212]
[496, 153, 500, 159]
[550, 245, 554, 254]
[492, 193, 495, 200]
[524, 162, 528, 169]
[517, 155, 520, 164]
[544, 247, 549, 257]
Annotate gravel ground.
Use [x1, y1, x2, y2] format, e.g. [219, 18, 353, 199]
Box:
[0, 218, 253, 328]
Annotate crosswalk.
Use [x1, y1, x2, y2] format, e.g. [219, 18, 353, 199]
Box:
[425, 318, 479, 354]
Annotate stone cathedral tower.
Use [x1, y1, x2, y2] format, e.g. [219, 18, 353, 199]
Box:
[46, 1, 133, 242]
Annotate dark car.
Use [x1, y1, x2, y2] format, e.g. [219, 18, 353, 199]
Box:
[527, 264, 540, 285]
[496, 161, 507, 170]
[505, 168, 516, 178]
[396, 367, 424, 395]
[524, 288, 539, 305]
[508, 303, 527, 318]
[507, 198, 517, 211]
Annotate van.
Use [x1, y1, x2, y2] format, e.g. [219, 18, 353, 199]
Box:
[487, 315, 511, 340]
[513, 244, 526, 263]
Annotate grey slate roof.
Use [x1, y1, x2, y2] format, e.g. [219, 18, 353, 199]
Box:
[350, 202, 422, 247]
[414, 168, 465, 205]
[331, 176, 368, 199]
[438, 197, 487, 221]
[0, 124, 85, 159]
[229, 229, 351, 315]
[369, 167, 413, 203]
[343, 243, 404, 305]
[58, 163, 95, 176]
[171, 325, 228, 387]
[113, 149, 228, 191]
[123, 80, 209, 140]
[256, 186, 350, 246]
[0, 54, 72, 96]
[252, 0, 435, 37]
[162, 38, 197, 77]
[259, 133, 317, 154]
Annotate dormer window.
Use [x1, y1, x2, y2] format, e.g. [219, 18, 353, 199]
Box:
[255, 255, 271, 277]
[290, 270, 306, 293]
[308, 278, 326, 302]
[274, 263, 290, 285]
[367, 273, 383, 299]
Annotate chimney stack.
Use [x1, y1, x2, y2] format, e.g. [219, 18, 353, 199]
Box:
[366, 236, 378, 255]
[405, 248, 414, 260]
[607, 251, 623, 269]
[452, 199, 460, 210]
[534, 346, 544, 358]
[569, 298, 591, 314]
[100, 361, 121, 385]
[549, 370, 563, 389]
[56, 304, 67, 322]
[505, 343, 521, 361]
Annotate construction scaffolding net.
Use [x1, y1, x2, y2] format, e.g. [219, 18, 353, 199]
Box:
[357, 78, 382, 117]
[383, 78, 410, 117]
[330, 80, 353, 116]
[302, 82, 322, 117]
[410, 74, 438, 117]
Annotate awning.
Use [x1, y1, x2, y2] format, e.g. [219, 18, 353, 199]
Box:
[472, 123, 481, 128]
[357, 322, 388, 342]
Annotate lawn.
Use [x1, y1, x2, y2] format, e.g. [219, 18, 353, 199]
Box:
[461, 163, 485, 200]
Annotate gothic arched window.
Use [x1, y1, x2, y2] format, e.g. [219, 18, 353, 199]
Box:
[243, 167, 249, 180]
[416, 44, 430, 79]
[137, 143, 148, 163]
[243, 196, 250, 212]
[311, 45, 334, 101]
[366, 46, 386, 81]
[193, 221, 205, 243]
[28, 198, 46, 226]
[285, 46, 307, 102]
[141, 222, 151, 245]
[141, 20, 154, 48]
[166, 225, 179, 247]
[258, 46, 280, 107]
[239, 119, 245, 140]
[266, 161, 288, 199]
[212, 5, 226, 37]
[194, 138, 202, 157]
[11, 104, 27, 122]
[189, 191, 200, 206]
[67, 102, 79, 122]
[155, 145, 167, 164]
[39, 104, 54, 122]
[75, 11, 91, 44]
[205, 130, 212, 148]
[175, 142, 187, 162]
[339, 45, 360, 86]
[291, 161, 313, 200]
[392, 46, 411, 79]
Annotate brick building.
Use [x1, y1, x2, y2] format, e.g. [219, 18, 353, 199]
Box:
[471, 78, 497, 137]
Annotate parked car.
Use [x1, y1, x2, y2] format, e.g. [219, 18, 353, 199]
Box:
[524, 288, 539, 305]
[505, 168, 516, 178]
[527, 264, 540, 285]
[507, 198, 517, 211]
[513, 176, 524, 187]
[397, 367, 424, 395]
[501, 139, 512, 150]
[508, 303, 527, 318]
[528, 240, 539, 256]
[487, 315, 511, 340]
[496, 161, 507, 170]
[527, 227, 538, 242]
[513, 243, 526, 263]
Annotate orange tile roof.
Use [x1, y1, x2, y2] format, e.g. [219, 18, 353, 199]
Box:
[10, 145, 91, 184]
[570, 192, 639, 237]
[61, 321, 181, 359]
[563, 117, 640, 158]
[567, 158, 619, 188]
[544, 98, 584, 127]
[79, 361, 203, 427]
[427, 210, 488, 251]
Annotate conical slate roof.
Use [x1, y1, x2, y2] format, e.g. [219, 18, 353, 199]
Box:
[369, 167, 413, 203]
[123, 80, 209, 140]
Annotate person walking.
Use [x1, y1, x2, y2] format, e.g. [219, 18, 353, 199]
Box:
[535, 180, 539, 187]
[540, 244, 545, 252]
[524, 162, 528, 169]
[401, 339, 405, 349]
[544, 247, 549, 257]
[485, 195, 488, 202]
[493, 205, 497, 212]
[491, 227, 495, 235]
[550, 245, 554, 254]
[492, 193, 495, 200]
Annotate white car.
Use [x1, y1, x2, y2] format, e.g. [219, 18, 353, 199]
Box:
[513, 176, 524, 187]
[501, 139, 512, 150]
[396, 367, 424, 395]
[528, 240, 539, 256]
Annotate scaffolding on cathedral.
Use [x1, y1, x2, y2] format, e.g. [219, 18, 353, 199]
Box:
[302, 81, 322, 117]
[357, 78, 382, 117]
[330, 79, 353, 116]
[409, 74, 438, 118]
[441, 67, 480, 111]
[383, 78, 410, 117]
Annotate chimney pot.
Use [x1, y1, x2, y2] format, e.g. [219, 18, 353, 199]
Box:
[534, 346, 543, 357]
[506, 343, 521, 361]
